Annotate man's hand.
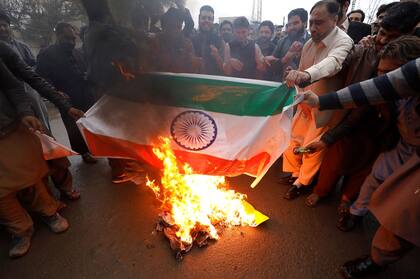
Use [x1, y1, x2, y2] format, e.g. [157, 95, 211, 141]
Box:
[229, 58, 244, 71]
[359, 35, 375, 48]
[285, 70, 311, 87]
[68, 107, 85, 120]
[22, 116, 44, 133]
[264, 56, 279, 66]
[301, 91, 320, 108]
[283, 41, 303, 64]
[210, 45, 222, 60]
[305, 140, 327, 153]
[289, 41, 303, 53]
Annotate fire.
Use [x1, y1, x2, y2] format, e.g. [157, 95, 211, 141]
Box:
[112, 61, 135, 81]
[146, 138, 268, 247]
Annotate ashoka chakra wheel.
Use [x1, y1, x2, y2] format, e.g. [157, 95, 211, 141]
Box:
[171, 111, 218, 151]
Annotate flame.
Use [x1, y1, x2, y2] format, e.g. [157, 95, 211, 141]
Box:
[112, 61, 136, 81]
[146, 138, 267, 244]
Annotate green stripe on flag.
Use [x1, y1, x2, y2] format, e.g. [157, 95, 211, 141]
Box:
[108, 73, 295, 117]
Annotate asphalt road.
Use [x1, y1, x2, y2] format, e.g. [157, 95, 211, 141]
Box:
[0, 108, 419, 279]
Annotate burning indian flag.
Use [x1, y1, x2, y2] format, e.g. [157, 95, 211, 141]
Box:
[77, 73, 295, 188]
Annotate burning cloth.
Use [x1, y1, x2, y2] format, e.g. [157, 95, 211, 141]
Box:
[77, 73, 295, 187]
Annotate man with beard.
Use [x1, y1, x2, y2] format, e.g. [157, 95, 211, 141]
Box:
[220, 20, 233, 44]
[256, 21, 276, 80]
[191, 5, 225, 75]
[265, 8, 310, 81]
[281, 1, 353, 200]
[37, 23, 97, 164]
[256, 21, 276, 56]
[302, 2, 420, 224]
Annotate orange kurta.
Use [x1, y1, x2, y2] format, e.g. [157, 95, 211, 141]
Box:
[283, 27, 353, 185]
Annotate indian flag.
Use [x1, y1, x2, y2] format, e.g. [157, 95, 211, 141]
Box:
[35, 132, 78, 160]
[78, 73, 295, 187]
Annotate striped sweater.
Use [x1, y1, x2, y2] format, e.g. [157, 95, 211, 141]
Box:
[319, 58, 420, 110]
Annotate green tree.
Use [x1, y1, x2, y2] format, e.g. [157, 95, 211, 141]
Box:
[1, 0, 86, 43]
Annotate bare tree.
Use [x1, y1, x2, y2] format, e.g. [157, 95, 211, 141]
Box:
[1, 0, 86, 43]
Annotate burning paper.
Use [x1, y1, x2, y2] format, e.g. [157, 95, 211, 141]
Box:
[146, 138, 269, 260]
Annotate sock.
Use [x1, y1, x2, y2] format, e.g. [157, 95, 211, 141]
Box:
[293, 182, 303, 188]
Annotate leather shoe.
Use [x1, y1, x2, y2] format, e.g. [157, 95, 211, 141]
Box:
[340, 255, 384, 278]
[284, 185, 301, 200]
[337, 211, 362, 232]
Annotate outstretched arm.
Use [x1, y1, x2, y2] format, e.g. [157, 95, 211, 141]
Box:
[301, 58, 420, 110]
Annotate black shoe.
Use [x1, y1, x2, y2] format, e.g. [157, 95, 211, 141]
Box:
[337, 211, 362, 232]
[340, 255, 384, 278]
[284, 185, 301, 200]
[82, 153, 97, 164]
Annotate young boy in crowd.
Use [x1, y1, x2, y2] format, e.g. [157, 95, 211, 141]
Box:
[223, 17, 266, 79]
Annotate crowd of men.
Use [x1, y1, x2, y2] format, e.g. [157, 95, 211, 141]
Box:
[0, 0, 419, 278]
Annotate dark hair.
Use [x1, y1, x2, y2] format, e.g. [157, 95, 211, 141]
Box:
[161, 7, 184, 29]
[310, 0, 340, 16]
[335, 0, 350, 5]
[0, 10, 11, 25]
[55, 22, 74, 34]
[233, 17, 250, 29]
[220, 20, 233, 31]
[381, 2, 420, 34]
[259, 20, 274, 34]
[200, 5, 214, 15]
[376, 2, 398, 17]
[288, 8, 308, 23]
[379, 35, 420, 63]
[348, 9, 365, 22]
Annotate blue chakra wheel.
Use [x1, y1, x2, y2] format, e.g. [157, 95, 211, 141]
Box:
[171, 111, 218, 151]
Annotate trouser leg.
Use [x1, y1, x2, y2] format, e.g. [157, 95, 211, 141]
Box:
[282, 146, 302, 178]
[371, 226, 413, 266]
[295, 147, 326, 186]
[60, 111, 89, 154]
[48, 158, 73, 192]
[313, 142, 343, 197]
[0, 193, 34, 237]
[18, 180, 60, 217]
[349, 173, 382, 216]
[341, 166, 372, 201]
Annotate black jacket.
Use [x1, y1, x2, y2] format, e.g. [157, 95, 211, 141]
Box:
[0, 60, 33, 137]
[0, 41, 71, 112]
[37, 44, 95, 111]
[347, 22, 372, 44]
